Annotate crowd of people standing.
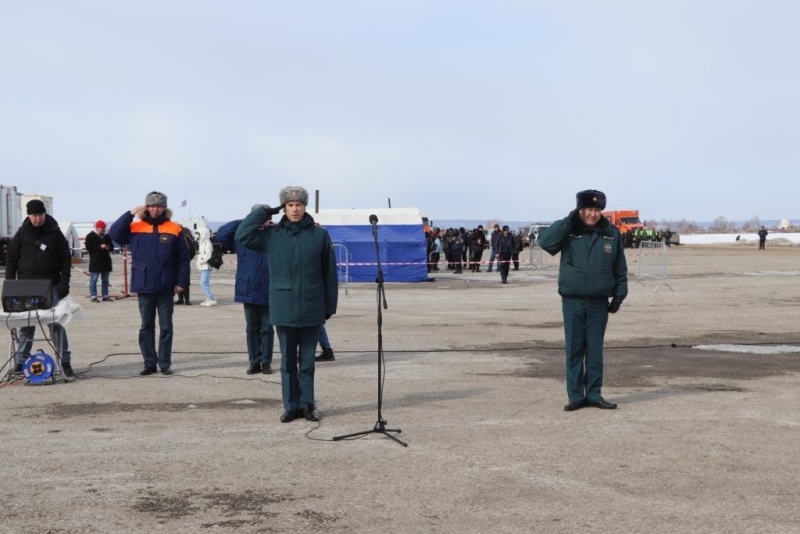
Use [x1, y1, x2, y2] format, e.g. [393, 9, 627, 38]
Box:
[426, 225, 524, 275]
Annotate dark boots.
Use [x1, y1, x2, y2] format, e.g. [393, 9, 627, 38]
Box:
[315, 347, 335, 362]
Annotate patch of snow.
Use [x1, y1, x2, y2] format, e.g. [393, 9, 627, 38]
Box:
[694, 344, 800, 354]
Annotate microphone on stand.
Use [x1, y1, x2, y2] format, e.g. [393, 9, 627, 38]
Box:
[369, 214, 378, 235]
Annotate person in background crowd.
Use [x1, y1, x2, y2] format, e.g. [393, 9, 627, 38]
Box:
[511, 230, 524, 270]
[469, 225, 486, 272]
[428, 227, 442, 273]
[195, 227, 217, 306]
[495, 225, 514, 284]
[109, 191, 190, 376]
[663, 228, 673, 247]
[450, 228, 465, 274]
[5, 199, 74, 377]
[235, 187, 338, 423]
[85, 219, 113, 302]
[540, 189, 628, 412]
[315, 324, 335, 362]
[216, 207, 276, 375]
[175, 226, 196, 305]
[459, 227, 469, 267]
[758, 226, 768, 250]
[487, 223, 501, 272]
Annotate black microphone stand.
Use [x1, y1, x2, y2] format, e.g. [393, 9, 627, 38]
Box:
[333, 220, 406, 447]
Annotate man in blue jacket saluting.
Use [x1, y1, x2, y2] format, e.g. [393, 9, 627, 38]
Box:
[216, 206, 277, 376]
[109, 191, 190, 376]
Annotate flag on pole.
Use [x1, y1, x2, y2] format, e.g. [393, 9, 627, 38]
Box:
[181, 199, 187, 207]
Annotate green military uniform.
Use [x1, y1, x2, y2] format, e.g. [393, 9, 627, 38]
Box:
[540, 191, 628, 408]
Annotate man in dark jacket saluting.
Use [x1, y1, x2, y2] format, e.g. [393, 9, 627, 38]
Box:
[5, 199, 74, 376]
[540, 190, 628, 411]
[235, 186, 338, 423]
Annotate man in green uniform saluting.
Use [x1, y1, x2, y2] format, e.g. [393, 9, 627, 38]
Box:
[539, 189, 628, 411]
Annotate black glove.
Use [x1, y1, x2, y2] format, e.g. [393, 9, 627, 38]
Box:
[568, 209, 581, 225]
[265, 204, 284, 216]
[608, 299, 622, 313]
[58, 284, 70, 298]
[325, 314, 332, 320]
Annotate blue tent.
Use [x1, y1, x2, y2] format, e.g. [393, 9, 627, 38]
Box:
[313, 208, 429, 283]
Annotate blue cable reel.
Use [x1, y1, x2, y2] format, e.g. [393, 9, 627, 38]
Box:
[23, 351, 56, 384]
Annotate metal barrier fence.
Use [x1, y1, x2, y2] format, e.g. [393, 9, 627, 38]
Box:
[634, 241, 673, 292]
[524, 242, 546, 270]
[332, 243, 351, 296]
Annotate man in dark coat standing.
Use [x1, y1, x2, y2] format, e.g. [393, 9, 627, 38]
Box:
[84, 220, 114, 302]
[540, 190, 628, 412]
[758, 226, 768, 250]
[235, 186, 338, 423]
[495, 225, 514, 284]
[5, 199, 74, 376]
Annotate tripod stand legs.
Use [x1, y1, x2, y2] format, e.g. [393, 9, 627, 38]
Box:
[333, 419, 407, 447]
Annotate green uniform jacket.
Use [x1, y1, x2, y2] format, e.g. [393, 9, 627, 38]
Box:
[539, 216, 628, 301]
[235, 208, 338, 327]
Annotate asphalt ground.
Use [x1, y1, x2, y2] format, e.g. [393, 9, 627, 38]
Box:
[1, 244, 799, 533]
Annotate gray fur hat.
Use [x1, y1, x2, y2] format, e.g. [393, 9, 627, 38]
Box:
[145, 191, 168, 207]
[279, 186, 308, 206]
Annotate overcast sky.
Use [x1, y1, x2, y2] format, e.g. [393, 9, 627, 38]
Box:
[1, 1, 798, 225]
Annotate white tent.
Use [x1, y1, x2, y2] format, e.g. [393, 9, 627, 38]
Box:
[59, 221, 83, 259]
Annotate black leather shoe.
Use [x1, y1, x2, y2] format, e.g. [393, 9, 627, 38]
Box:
[62, 363, 74, 377]
[160, 368, 173, 376]
[315, 348, 335, 362]
[588, 399, 617, 409]
[280, 410, 300, 423]
[302, 407, 320, 422]
[261, 365, 273, 374]
[140, 367, 158, 376]
[564, 401, 586, 411]
[246, 364, 261, 375]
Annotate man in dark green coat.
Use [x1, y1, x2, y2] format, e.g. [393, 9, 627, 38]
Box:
[540, 189, 628, 412]
[235, 186, 338, 423]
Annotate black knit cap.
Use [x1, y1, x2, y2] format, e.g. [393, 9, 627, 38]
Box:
[26, 199, 46, 214]
[575, 189, 606, 210]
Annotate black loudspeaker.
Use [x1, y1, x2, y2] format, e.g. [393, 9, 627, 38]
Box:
[2, 279, 54, 313]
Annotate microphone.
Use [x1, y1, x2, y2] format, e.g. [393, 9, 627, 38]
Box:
[369, 214, 378, 236]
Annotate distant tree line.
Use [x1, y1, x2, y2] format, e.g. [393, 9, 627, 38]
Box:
[652, 217, 797, 233]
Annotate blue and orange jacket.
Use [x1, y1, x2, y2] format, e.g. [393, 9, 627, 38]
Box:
[108, 210, 190, 294]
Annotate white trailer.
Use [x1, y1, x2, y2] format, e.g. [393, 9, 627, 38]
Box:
[1, 185, 24, 239]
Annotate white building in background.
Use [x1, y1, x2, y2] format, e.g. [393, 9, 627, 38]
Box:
[179, 216, 210, 235]
[778, 218, 791, 230]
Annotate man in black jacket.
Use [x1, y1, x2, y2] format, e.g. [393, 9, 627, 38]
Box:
[4, 199, 74, 376]
[84, 220, 113, 302]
